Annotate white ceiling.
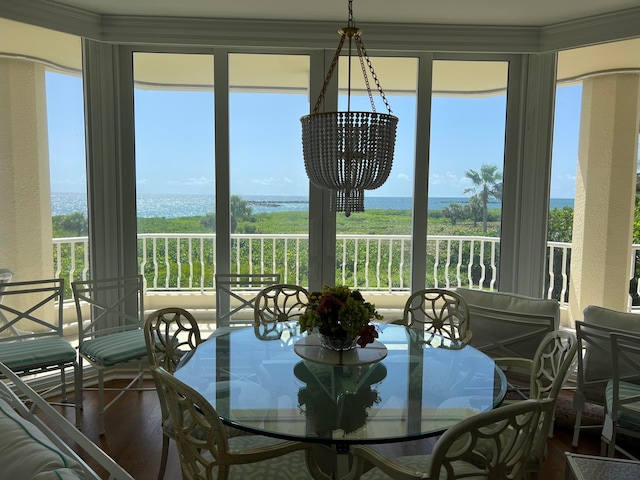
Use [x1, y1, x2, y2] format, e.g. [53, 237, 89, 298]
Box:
[42, 0, 640, 27]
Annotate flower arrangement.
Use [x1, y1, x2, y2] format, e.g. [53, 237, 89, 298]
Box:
[299, 285, 382, 347]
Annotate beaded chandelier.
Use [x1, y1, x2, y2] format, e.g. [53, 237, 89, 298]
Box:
[301, 0, 398, 217]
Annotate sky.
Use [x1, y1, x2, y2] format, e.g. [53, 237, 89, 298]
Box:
[46, 71, 582, 199]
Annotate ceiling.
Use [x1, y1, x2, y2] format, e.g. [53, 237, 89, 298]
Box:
[36, 0, 640, 27]
[4, 1, 640, 95]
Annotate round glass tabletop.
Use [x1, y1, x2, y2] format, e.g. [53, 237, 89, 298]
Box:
[174, 323, 507, 445]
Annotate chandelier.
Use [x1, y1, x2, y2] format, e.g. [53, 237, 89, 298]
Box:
[301, 0, 398, 217]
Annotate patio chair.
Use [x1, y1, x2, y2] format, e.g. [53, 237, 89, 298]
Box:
[144, 307, 203, 479]
[602, 332, 640, 460]
[151, 366, 328, 480]
[0, 276, 81, 427]
[572, 305, 640, 448]
[215, 273, 280, 334]
[253, 283, 309, 342]
[456, 288, 559, 391]
[494, 330, 578, 479]
[72, 275, 148, 435]
[395, 289, 471, 348]
[346, 398, 550, 480]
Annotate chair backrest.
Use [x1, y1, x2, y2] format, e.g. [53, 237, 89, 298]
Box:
[253, 284, 309, 341]
[151, 366, 231, 479]
[576, 307, 640, 405]
[528, 330, 578, 467]
[610, 332, 640, 422]
[215, 273, 280, 329]
[529, 330, 578, 401]
[456, 288, 559, 359]
[400, 289, 471, 346]
[0, 277, 65, 341]
[144, 307, 202, 372]
[429, 398, 548, 480]
[72, 275, 144, 344]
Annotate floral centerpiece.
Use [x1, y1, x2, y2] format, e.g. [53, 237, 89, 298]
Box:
[299, 285, 382, 349]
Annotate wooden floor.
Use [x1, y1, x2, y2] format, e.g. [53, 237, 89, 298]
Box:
[45, 380, 635, 480]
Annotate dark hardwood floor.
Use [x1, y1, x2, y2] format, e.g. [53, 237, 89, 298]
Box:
[45, 380, 634, 479]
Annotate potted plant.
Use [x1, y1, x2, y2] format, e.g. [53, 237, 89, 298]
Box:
[299, 285, 382, 350]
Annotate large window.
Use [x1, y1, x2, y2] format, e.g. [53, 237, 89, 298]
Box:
[46, 68, 87, 296]
[335, 56, 418, 291]
[133, 53, 215, 290]
[428, 60, 508, 289]
[229, 53, 310, 285]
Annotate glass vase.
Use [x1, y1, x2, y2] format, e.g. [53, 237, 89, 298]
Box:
[319, 333, 357, 351]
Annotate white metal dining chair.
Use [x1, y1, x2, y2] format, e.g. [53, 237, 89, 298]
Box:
[0, 276, 82, 427]
[495, 330, 578, 479]
[151, 366, 328, 480]
[572, 305, 640, 448]
[346, 398, 550, 480]
[601, 332, 640, 459]
[72, 275, 148, 435]
[144, 307, 203, 480]
[395, 288, 471, 348]
[253, 283, 308, 342]
[215, 273, 281, 334]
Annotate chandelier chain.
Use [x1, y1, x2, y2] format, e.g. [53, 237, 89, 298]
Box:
[355, 35, 393, 115]
[312, 34, 346, 114]
[356, 39, 376, 113]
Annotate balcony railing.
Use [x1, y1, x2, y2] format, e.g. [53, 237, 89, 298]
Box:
[52, 234, 587, 306]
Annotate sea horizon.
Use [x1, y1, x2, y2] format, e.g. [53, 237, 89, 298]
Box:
[51, 192, 575, 218]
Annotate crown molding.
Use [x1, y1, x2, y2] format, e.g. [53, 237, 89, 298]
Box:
[0, 0, 100, 38]
[1, 0, 640, 54]
[100, 16, 541, 54]
[541, 7, 640, 51]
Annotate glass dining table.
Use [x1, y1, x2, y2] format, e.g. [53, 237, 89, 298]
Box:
[174, 323, 507, 450]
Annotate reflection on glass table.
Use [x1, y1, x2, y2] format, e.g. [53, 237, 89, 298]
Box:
[173, 323, 507, 445]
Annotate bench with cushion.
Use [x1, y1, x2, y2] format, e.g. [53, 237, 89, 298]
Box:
[0, 361, 133, 480]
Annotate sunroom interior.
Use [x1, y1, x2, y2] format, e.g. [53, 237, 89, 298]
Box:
[2, 0, 640, 335]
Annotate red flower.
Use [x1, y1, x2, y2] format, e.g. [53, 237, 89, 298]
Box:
[357, 324, 379, 347]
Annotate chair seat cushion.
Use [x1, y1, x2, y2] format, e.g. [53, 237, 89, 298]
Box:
[80, 329, 146, 367]
[606, 380, 640, 428]
[200, 436, 315, 479]
[359, 454, 483, 480]
[0, 337, 76, 372]
[0, 398, 85, 479]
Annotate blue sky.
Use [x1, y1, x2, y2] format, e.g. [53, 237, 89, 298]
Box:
[46, 71, 581, 199]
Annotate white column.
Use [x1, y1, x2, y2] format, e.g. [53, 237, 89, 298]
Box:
[0, 58, 54, 281]
[569, 73, 640, 322]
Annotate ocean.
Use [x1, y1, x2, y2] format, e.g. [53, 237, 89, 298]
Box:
[51, 193, 574, 218]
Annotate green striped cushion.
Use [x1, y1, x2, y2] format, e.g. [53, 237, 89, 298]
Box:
[80, 329, 146, 367]
[0, 337, 76, 372]
[606, 380, 640, 428]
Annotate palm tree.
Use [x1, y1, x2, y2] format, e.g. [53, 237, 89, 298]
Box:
[464, 164, 502, 233]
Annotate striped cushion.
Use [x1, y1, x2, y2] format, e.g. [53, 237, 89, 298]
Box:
[0, 398, 85, 479]
[605, 380, 640, 428]
[0, 337, 76, 372]
[80, 329, 146, 367]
